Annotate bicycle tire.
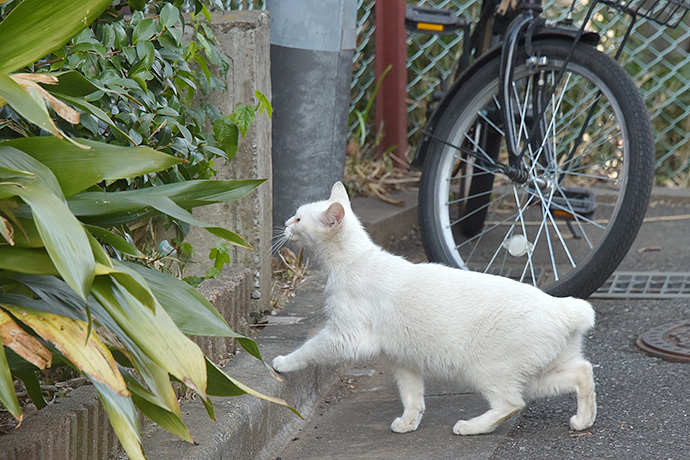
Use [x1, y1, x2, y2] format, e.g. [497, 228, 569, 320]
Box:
[419, 39, 655, 298]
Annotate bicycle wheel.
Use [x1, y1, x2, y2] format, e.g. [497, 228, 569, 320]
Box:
[419, 39, 655, 298]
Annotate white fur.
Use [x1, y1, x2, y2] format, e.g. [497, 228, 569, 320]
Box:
[273, 182, 597, 435]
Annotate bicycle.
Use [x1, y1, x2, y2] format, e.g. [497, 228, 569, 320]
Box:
[405, 0, 690, 298]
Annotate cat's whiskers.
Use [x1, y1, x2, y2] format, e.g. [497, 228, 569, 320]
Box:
[265, 229, 291, 259]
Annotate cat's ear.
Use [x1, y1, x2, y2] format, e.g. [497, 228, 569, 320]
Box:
[329, 181, 350, 204]
[322, 202, 345, 229]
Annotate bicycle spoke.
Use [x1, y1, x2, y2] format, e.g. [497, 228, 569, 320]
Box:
[448, 188, 512, 228]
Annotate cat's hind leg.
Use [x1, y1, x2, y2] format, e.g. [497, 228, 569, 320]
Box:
[453, 389, 524, 436]
[528, 357, 597, 431]
[390, 366, 425, 433]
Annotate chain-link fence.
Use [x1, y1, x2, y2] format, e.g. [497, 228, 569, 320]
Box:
[220, 0, 690, 185]
[352, 0, 690, 185]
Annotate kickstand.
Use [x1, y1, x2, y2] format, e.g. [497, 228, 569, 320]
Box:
[566, 220, 581, 239]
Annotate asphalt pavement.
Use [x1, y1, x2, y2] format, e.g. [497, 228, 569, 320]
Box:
[272, 189, 690, 460]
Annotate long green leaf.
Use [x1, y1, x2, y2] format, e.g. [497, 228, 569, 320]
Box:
[42, 70, 101, 97]
[0, 291, 85, 322]
[0, 247, 58, 275]
[7, 274, 181, 417]
[0, 179, 94, 298]
[0, 71, 60, 137]
[85, 225, 144, 258]
[92, 380, 146, 460]
[15, 370, 47, 409]
[91, 277, 208, 399]
[96, 262, 157, 312]
[0, 345, 22, 420]
[0, 0, 113, 74]
[205, 358, 302, 418]
[0, 146, 63, 198]
[1, 137, 182, 197]
[138, 195, 251, 248]
[122, 369, 192, 443]
[124, 261, 263, 360]
[3, 274, 181, 419]
[68, 179, 265, 226]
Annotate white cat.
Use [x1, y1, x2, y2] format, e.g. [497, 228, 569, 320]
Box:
[272, 182, 596, 435]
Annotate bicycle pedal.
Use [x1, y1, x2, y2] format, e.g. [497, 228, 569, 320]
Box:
[549, 187, 595, 220]
[405, 5, 468, 35]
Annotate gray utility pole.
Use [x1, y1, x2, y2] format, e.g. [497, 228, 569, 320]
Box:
[267, 0, 356, 229]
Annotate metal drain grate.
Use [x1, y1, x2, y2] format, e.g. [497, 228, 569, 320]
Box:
[592, 271, 690, 299]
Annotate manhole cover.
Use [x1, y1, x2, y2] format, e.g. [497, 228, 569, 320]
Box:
[637, 321, 690, 363]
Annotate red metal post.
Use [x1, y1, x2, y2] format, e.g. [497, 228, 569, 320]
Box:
[375, 0, 409, 170]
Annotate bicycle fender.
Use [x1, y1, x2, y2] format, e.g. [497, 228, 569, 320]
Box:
[411, 28, 600, 168]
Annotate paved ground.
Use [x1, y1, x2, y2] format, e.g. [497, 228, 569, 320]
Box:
[273, 191, 690, 460]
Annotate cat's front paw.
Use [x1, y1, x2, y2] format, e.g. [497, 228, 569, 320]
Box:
[272, 355, 290, 373]
[390, 415, 421, 434]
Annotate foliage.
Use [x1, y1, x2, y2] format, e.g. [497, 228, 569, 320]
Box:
[181, 240, 232, 287]
[1, 0, 258, 188]
[0, 1, 292, 459]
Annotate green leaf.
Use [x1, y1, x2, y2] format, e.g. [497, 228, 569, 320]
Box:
[132, 18, 161, 44]
[255, 90, 272, 118]
[68, 179, 265, 226]
[0, 247, 58, 275]
[127, 0, 146, 11]
[205, 227, 251, 249]
[212, 117, 239, 161]
[122, 369, 192, 443]
[15, 370, 47, 409]
[0, 0, 114, 74]
[0, 146, 63, 198]
[0, 289, 85, 322]
[41, 70, 101, 98]
[0, 71, 60, 137]
[0, 178, 94, 299]
[85, 225, 144, 258]
[230, 104, 256, 137]
[92, 380, 146, 460]
[205, 358, 302, 418]
[130, 41, 155, 76]
[125, 346, 181, 415]
[91, 277, 208, 399]
[124, 261, 263, 361]
[0, 345, 22, 420]
[1, 137, 182, 196]
[160, 3, 181, 30]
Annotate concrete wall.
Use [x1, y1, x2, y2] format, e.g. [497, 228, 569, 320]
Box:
[184, 10, 273, 317]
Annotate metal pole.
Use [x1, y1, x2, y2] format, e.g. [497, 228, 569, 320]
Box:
[375, 0, 408, 170]
[268, 0, 357, 228]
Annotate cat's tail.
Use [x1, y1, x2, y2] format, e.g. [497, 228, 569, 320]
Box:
[561, 297, 596, 333]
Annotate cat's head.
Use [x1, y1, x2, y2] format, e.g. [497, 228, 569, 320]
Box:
[284, 181, 350, 247]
